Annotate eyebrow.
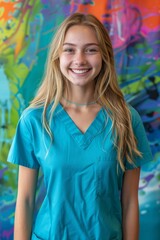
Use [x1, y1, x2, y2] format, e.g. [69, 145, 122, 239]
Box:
[63, 43, 99, 46]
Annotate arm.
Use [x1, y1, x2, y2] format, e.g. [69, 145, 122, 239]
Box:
[121, 167, 140, 240]
[14, 166, 39, 240]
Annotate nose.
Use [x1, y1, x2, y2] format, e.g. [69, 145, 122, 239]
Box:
[74, 51, 87, 66]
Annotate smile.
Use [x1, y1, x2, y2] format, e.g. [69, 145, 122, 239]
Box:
[70, 69, 91, 74]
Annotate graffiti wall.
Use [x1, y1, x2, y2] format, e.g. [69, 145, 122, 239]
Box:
[0, 0, 160, 239]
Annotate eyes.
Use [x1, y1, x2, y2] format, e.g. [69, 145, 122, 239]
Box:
[62, 46, 99, 55]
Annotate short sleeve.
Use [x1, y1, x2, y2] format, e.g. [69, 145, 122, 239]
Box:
[7, 111, 40, 169]
[125, 106, 153, 170]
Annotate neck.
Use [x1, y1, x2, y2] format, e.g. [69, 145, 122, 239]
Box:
[62, 96, 97, 107]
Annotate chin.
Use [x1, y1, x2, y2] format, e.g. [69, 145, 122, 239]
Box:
[69, 80, 87, 86]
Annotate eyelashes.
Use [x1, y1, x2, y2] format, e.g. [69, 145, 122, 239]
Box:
[62, 48, 99, 54]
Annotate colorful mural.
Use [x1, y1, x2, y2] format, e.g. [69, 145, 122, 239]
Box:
[0, 0, 160, 239]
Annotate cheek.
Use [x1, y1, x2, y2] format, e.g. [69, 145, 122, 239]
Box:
[92, 54, 102, 66]
[59, 56, 67, 72]
[59, 55, 71, 69]
[95, 57, 102, 72]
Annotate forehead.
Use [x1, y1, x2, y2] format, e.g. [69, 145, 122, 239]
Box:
[64, 25, 99, 44]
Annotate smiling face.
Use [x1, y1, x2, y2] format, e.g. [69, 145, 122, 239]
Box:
[59, 25, 102, 90]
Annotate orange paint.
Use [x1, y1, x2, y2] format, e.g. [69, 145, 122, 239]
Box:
[129, 0, 160, 10]
[143, 15, 160, 29]
[129, 0, 160, 30]
[70, 0, 125, 23]
[70, 0, 109, 22]
[0, 2, 16, 21]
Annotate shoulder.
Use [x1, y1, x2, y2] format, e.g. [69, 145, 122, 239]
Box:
[20, 107, 43, 121]
[18, 107, 44, 132]
[128, 104, 142, 127]
[19, 102, 57, 128]
[20, 101, 58, 121]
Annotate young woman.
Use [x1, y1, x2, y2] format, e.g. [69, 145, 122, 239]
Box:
[8, 13, 152, 240]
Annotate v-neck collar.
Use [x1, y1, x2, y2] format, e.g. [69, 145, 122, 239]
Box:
[55, 103, 107, 149]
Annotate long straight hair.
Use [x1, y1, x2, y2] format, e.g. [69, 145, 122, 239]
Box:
[30, 13, 141, 171]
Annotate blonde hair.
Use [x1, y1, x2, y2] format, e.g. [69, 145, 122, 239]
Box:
[30, 12, 141, 171]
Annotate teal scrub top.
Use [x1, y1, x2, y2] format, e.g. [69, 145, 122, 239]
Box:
[7, 103, 153, 240]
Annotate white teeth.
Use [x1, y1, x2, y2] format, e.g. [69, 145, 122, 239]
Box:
[71, 69, 89, 74]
